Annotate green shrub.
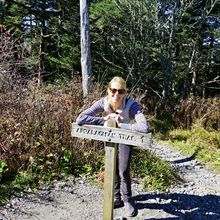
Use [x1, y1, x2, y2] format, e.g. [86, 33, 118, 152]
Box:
[12, 171, 37, 191]
[0, 161, 8, 182]
[131, 150, 180, 191]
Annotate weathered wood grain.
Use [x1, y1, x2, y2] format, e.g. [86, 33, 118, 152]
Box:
[71, 123, 152, 150]
[103, 119, 117, 220]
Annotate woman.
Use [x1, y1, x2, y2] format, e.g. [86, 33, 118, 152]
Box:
[76, 76, 149, 217]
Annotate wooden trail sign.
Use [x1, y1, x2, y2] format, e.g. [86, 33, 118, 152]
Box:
[71, 123, 152, 150]
[71, 121, 152, 220]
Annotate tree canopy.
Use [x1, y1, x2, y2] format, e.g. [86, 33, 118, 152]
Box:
[1, 0, 219, 99]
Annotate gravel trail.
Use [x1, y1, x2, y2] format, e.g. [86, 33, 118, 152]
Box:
[1, 141, 220, 220]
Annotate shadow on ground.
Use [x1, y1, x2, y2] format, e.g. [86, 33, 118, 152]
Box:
[133, 193, 220, 220]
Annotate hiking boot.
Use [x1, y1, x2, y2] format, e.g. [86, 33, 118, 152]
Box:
[114, 198, 124, 209]
[124, 201, 137, 217]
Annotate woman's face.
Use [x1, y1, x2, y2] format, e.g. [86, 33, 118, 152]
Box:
[108, 82, 126, 104]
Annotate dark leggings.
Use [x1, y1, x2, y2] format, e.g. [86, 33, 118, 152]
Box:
[114, 144, 133, 202]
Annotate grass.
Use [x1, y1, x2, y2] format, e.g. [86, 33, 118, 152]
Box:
[0, 171, 38, 205]
[132, 149, 180, 191]
[149, 117, 174, 140]
[167, 124, 220, 171]
[91, 148, 181, 192]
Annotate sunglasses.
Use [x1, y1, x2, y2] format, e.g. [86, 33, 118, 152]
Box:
[109, 88, 126, 95]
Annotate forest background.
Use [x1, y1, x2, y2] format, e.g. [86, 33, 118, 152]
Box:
[0, 0, 220, 204]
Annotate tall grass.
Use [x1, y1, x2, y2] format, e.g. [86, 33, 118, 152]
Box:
[174, 97, 220, 130]
[132, 149, 180, 191]
[168, 124, 220, 170]
[0, 77, 107, 177]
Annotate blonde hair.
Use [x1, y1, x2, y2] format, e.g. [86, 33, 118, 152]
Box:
[108, 76, 127, 90]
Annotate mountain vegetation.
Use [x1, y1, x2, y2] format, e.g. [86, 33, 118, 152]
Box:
[0, 0, 219, 204]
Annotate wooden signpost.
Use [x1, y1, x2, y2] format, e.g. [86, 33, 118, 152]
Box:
[71, 121, 152, 220]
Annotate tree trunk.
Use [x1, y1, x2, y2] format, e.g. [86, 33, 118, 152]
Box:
[161, 55, 172, 99]
[182, 41, 196, 99]
[80, 0, 92, 97]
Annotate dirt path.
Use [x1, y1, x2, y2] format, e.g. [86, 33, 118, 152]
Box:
[1, 141, 220, 220]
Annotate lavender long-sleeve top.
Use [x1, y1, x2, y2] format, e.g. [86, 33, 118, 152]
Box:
[76, 97, 149, 133]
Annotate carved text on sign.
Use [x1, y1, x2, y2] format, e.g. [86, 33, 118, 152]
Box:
[76, 127, 115, 139]
[75, 127, 142, 142]
[71, 123, 152, 149]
